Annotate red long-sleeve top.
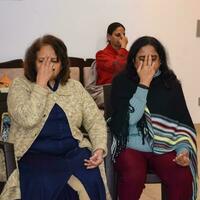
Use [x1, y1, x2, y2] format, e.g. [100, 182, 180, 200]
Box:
[96, 44, 128, 85]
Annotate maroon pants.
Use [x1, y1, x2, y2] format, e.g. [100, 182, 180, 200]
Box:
[115, 148, 193, 200]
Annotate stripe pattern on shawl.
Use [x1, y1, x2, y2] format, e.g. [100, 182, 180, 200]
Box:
[110, 72, 198, 200]
[145, 108, 198, 200]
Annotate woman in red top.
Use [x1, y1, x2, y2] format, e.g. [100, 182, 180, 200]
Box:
[96, 22, 128, 85]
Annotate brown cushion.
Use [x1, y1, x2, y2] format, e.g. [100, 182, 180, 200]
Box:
[69, 67, 80, 81]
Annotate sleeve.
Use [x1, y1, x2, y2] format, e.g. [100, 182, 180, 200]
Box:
[79, 83, 107, 155]
[176, 147, 188, 155]
[7, 77, 49, 128]
[96, 48, 128, 73]
[129, 86, 148, 125]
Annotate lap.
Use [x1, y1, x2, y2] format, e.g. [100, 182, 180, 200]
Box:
[115, 148, 149, 179]
[150, 151, 192, 184]
[19, 148, 106, 200]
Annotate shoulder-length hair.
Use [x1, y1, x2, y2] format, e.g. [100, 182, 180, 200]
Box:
[126, 36, 178, 87]
[24, 34, 70, 85]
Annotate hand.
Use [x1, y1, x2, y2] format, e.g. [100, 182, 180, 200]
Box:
[84, 149, 104, 169]
[173, 150, 190, 166]
[119, 34, 128, 49]
[137, 55, 156, 87]
[36, 57, 54, 88]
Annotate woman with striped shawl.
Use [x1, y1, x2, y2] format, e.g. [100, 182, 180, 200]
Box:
[110, 36, 197, 200]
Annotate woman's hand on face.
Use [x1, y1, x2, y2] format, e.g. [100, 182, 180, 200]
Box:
[84, 149, 104, 169]
[137, 55, 156, 87]
[119, 34, 128, 49]
[36, 57, 54, 88]
[173, 150, 190, 166]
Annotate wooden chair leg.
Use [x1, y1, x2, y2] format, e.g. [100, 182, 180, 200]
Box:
[161, 183, 167, 200]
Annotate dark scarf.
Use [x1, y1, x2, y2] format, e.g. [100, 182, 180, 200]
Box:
[110, 70, 195, 155]
[110, 71, 198, 200]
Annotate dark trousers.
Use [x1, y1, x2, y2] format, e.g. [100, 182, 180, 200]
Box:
[115, 148, 193, 200]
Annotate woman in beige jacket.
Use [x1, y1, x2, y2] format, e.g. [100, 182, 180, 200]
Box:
[0, 35, 110, 200]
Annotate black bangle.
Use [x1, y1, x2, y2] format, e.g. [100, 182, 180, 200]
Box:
[138, 84, 149, 90]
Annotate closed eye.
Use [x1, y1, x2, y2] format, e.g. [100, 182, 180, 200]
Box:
[152, 55, 158, 61]
[138, 56, 145, 62]
[51, 58, 59, 63]
[38, 59, 44, 63]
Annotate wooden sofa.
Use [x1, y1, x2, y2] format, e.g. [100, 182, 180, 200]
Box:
[0, 57, 93, 87]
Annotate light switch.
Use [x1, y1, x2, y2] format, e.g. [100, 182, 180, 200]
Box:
[197, 20, 200, 37]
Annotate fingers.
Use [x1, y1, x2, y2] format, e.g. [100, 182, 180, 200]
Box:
[139, 55, 154, 71]
[137, 60, 143, 73]
[141, 55, 156, 73]
[41, 57, 55, 73]
[175, 158, 190, 166]
[143, 55, 152, 67]
[147, 55, 152, 66]
[41, 57, 52, 68]
[119, 34, 128, 48]
[143, 55, 148, 67]
[150, 61, 156, 74]
[84, 159, 101, 169]
[173, 151, 190, 166]
[84, 153, 103, 169]
[41, 57, 50, 67]
[84, 159, 102, 169]
[36, 57, 54, 87]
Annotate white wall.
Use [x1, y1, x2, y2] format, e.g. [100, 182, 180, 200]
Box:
[0, 0, 200, 123]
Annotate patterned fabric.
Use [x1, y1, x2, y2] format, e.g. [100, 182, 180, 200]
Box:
[0, 76, 110, 200]
[85, 61, 104, 109]
[143, 107, 197, 200]
[1, 112, 11, 142]
[18, 103, 106, 200]
[110, 71, 198, 200]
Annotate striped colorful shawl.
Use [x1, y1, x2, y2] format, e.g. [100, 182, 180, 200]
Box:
[110, 72, 198, 200]
[145, 110, 197, 200]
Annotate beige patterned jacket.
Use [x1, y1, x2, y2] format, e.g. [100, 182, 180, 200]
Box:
[0, 76, 110, 200]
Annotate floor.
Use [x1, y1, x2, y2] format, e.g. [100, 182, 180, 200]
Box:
[140, 124, 200, 200]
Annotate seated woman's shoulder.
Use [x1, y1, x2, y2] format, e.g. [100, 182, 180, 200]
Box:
[67, 78, 84, 89]
[11, 75, 31, 86]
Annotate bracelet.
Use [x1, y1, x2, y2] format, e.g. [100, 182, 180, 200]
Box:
[138, 83, 149, 90]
